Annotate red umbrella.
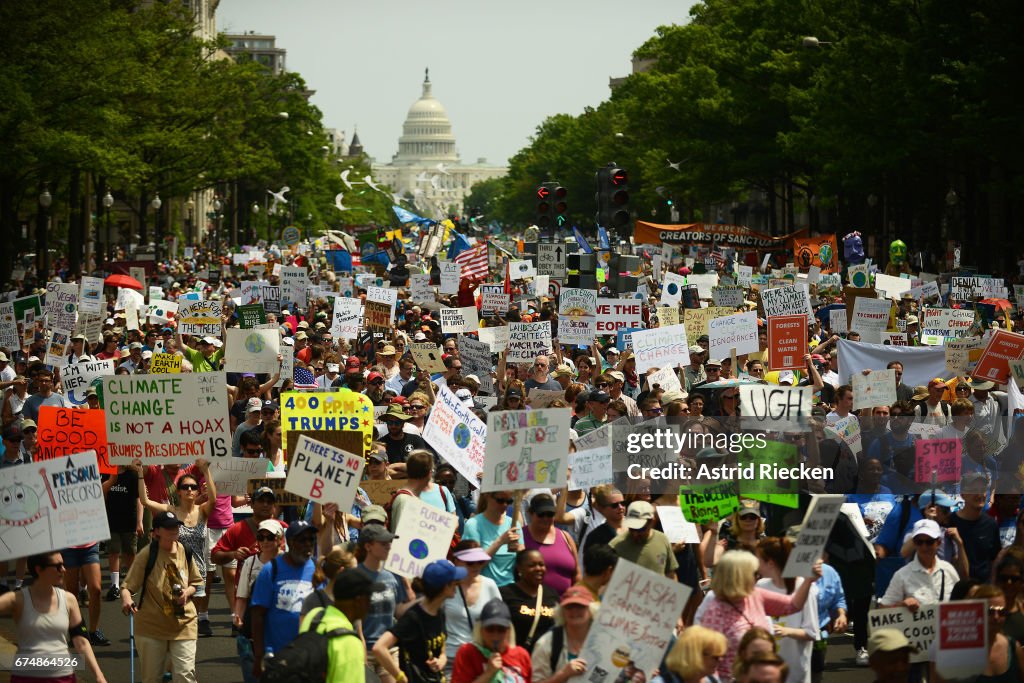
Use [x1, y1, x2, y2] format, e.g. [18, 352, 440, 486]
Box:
[980, 298, 1012, 312]
[104, 274, 143, 290]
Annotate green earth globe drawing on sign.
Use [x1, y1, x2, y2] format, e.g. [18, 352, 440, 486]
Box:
[453, 423, 471, 449]
[244, 334, 266, 354]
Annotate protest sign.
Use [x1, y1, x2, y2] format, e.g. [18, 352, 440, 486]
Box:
[596, 300, 644, 334]
[829, 414, 862, 455]
[686, 273, 719, 299]
[45, 282, 78, 330]
[247, 475, 304, 506]
[440, 306, 479, 334]
[224, 328, 280, 375]
[115, 287, 143, 315]
[240, 282, 281, 314]
[647, 366, 682, 394]
[422, 386, 487, 484]
[509, 259, 536, 280]
[0, 303, 17, 349]
[0, 451, 110, 563]
[280, 265, 309, 306]
[361, 478, 409, 506]
[682, 307, 731, 339]
[920, 308, 975, 345]
[709, 311, 758, 358]
[679, 481, 741, 524]
[580, 562, 692, 683]
[363, 301, 392, 332]
[883, 332, 908, 346]
[479, 285, 509, 317]
[384, 495, 458, 578]
[945, 337, 985, 375]
[737, 441, 799, 508]
[279, 389, 374, 457]
[527, 388, 565, 408]
[506, 322, 553, 362]
[829, 308, 848, 334]
[478, 325, 509, 353]
[739, 385, 813, 431]
[237, 303, 267, 329]
[45, 328, 71, 367]
[366, 285, 398, 321]
[78, 276, 105, 314]
[767, 315, 807, 371]
[711, 285, 744, 308]
[761, 286, 812, 319]
[36, 407, 114, 474]
[147, 286, 164, 303]
[146, 299, 178, 327]
[655, 506, 701, 544]
[853, 369, 897, 410]
[285, 435, 364, 511]
[1010, 359, 1024, 390]
[850, 297, 892, 344]
[557, 288, 598, 345]
[973, 329, 1024, 383]
[150, 353, 182, 374]
[868, 605, 937, 664]
[848, 264, 870, 287]
[457, 336, 494, 394]
[783, 494, 845, 578]
[177, 300, 222, 337]
[914, 439, 962, 483]
[936, 601, 988, 679]
[736, 265, 754, 288]
[657, 306, 679, 327]
[568, 446, 613, 491]
[330, 297, 362, 340]
[439, 261, 461, 294]
[660, 272, 686, 307]
[103, 372, 231, 464]
[207, 455, 270, 496]
[408, 274, 434, 303]
[410, 342, 447, 373]
[874, 273, 913, 298]
[60, 358, 115, 406]
[631, 323, 689, 373]
[482, 408, 570, 492]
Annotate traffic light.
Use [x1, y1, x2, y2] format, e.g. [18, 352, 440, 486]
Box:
[552, 186, 568, 229]
[535, 185, 552, 230]
[596, 164, 632, 235]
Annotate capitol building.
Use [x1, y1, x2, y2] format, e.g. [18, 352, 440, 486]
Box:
[371, 70, 506, 217]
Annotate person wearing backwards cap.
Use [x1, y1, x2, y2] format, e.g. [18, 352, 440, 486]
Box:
[299, 569, 381, 683]
[609, 501, 678, 579]
[450, 597, 532, 683]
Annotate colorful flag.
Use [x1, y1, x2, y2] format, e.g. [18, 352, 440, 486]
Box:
[454, 243, 489, 282]
[293, 366, 317, 390]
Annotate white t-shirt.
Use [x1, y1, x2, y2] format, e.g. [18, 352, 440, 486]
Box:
[756, 578, 819, 683]
[236, 553, 269, 600]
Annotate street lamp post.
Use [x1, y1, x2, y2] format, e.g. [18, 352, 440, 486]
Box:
[213, 198, 223, 248]
[186, 198, 195, 249]
[151, 193, 163, 260]
[101, 190, 114, 270]
[251, 202, 260, 244]
[38, 186, 52, 279]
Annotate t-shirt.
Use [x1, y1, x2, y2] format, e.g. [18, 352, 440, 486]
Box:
[524, 378, 562, 392]
[21, 393, 68, 423]
[384, 433, 429, 464]
[608, 529, 679, 576]
[105, 470, 139, 533]
[443, 577, 503, 662]
[462, 514, 515, 586]
[299, 606, 365, 683]
[580, 523, 618, 558]
[389, 603, 448, 683]
[235, 553, 268, 601]
[181, 345, 224, 373]
[951, 513, 1001, 581]
[250, 556, 315, 654]
[356, 563, 410, 647]
[122, 542, 203, 641]
[757, 579, 819, 683]
[212, 518, 289, 565]
[451, 643, 532, 683]
[498, 583, 558, 653]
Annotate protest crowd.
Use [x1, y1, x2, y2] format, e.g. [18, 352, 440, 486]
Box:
[3, 226, 1024, 683]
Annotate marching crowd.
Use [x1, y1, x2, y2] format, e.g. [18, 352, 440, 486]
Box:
[1, 236, 1024, 683]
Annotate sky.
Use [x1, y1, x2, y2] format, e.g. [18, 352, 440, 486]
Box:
[217, 0, 697, 167]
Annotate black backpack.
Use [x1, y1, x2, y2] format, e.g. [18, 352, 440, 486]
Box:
[240, 556, 280, 640]
[260, 606, 359, 683]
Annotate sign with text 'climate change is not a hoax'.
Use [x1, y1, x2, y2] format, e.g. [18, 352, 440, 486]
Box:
[482, 408, 570, 492]
[286, 435, 365, 512]
[103, 372, 230, 464]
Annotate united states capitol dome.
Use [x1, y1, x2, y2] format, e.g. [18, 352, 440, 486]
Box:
[393, 68, 460, 164]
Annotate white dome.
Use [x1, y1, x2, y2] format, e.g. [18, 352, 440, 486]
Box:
[393, 70, 460, 164]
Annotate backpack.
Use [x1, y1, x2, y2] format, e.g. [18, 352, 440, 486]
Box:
[137, 539, 194, 610]
[549, 626, 565, 673]
[239, 556, 280, 640]
[386, 487, 462, 553]
[914, 401, 950, 421]
[260, 606, 361, 683]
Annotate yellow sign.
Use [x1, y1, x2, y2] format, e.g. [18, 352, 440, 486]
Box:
[683, 307, 734, 338]
[150, 353, 182, 374]
[280, 389, 374, 457]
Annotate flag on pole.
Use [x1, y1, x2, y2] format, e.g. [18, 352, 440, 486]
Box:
[453, 243, 489, 282]
[293, 366, 318, 390]
[711, 242, 726, 269]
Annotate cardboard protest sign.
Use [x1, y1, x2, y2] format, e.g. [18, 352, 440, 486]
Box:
[595, 300, 644, 334]
[241, 281, 281, 314]
[914, 439, 962, 483]
[709, 311, 758, 358]
[973, 329, 1024, 383]
[237, 303, 267, 329]
[440, 306, 479, 334]
[711, 285, 744, 308]
[920, 307, 975, 345]
[285, 435, 364, 511]
[384, 495, 458, 578]
[330, 297, 362, 340]
[527, 388, 565, 408]
[439, 261, 461, 294]
[279, 389, 374, 457]
[658, 306, 679, 327]
[44, 282, 78, 330]
[457, 336, 495, 394]
[579, 562, 692, 683]
[361, 478, 409, 506]
[247, 475, 304, 506]
[761, 286, 812, 319]
[739, 385, 813, 431]
[882, 332, 908, 346]
[767, 315, 807, 371]
[410, 342, 447, 373]
[850, 297, 892, 344]
[36, 407, 114, 474]
[78, 276, 105, 314]
[655, 506, 701, 544]
[421, 386, 487, 485]
[868, 605, 937, 664]
[506, 322, 552, 362]
[632, 323, 690, 373]
[478, 325, 509, 353]
[150, 353, 182, 374]
[103, 372, 231, 464]
[557, 288, 598, 345]
[679, 481, 741, 524]
[936, 601, 988, 679]
[0, 451, 110, 562]
[783, 494, 845, 578]
[852, 369, 897, 410]
[482, 408, 570, 492]
[363, 301, 392, 332]
[479, 284, 509, 318]
[61, 359, 115, 406]
[224, 328, 280, 375]
[366, 285, 397, 321]
[177, 300, 222, 337]
[568, 446, 613, 491]
[682, 307, 733, 339]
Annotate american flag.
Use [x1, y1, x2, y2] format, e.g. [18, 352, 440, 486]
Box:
[710, 243, 726, 270]
[454, 243, 489, 282]
[293, 366, 318, 390]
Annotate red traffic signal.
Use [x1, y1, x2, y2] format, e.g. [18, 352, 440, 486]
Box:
[610, 168, 628, 186]
[537, 186, 551, 199]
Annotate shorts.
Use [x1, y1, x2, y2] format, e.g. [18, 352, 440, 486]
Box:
[207, 527, 229, 571]
[107, 531, 138, 555]
[369, 647, 401, 679]
[63, 544, 100, 569]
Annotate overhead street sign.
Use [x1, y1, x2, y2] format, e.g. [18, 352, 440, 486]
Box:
[537, 243, 566, 278]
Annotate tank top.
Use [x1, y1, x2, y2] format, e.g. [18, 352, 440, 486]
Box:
[17, 587, 73, 678]
[976, 637, 1019, 683]
[523, 527, 576, 596]
[178, 515, 208, 580]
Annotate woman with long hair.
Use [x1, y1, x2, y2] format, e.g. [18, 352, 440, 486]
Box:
[756, 538, 819, 683]
[736, 627, 778, 663]
[499, 550, 559, 654]
[259, 419, 284, 472]
[995, 549, 1024, 641]
[451, 598, 532, 683]
[531, 585, 599, 683]
[501, 381, 527, 411]
[373, 559, 466, 683]
[696, 550, 821, 682]
[444, 542, 503, 679]
[522, 494, 580, 596]
[300, 543, 357, 619]
[463, 491, 521, 588]
[131, 457, 218, 637]
[664, 625, 728, 683]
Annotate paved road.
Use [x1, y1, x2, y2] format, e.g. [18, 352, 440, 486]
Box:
[0, 575, 872, 683]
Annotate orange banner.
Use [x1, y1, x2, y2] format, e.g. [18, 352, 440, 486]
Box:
[633, 222, 806, 250]
[793, 234, 839, 273]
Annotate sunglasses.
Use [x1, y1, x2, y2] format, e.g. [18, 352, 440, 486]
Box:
[244, 448, 263, 455]
[913, 536, 939, 546]
[493, 497, 514, 505]
[4, 436, 22, 442]
[605, 501, 626, 509]
[178, 483, 199, 491]
[990, 606, 1006, 617]
[644, 408, 663, 414]
[595, 382, 609, 388]
[408, 405, 426, 411]
[534, 511, 555, 518]
[369, 380, 384, 385]
[256, 533, 277, 542]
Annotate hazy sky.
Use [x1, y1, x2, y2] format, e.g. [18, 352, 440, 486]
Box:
[218, 0, 696, 167]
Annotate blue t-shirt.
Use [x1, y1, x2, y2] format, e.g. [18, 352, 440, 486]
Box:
[250, 556, 315, 654]
[462, 514, 515, 586]
[355, 564, 410, 647]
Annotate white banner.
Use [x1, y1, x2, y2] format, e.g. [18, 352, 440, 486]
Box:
[631, 323, 690, 373]
[421, 386, 487, 485]
[482, 408, 570, 492]
[838, 338, 951, 388]
[224, 328, 280, 375]
[709, 311, 759, 358]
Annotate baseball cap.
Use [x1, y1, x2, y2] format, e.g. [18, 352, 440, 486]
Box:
[384, 404, 412, 421]
[261, 400, 278, 412]
[360, 525, 397, 543]
[257, 519, 284, 537]
[346, 356, 361, 370]
[453, 547, 492, 564]
[588, 390, 611, 403]
[71, 334, 88, 342]
[297, 320, 310, 329]
[0, 352, 8, 362]
[367, 449, 388, 463]
[366, 371, 385, 384]
[421, 559, 467, 589]
[413, 332, 428, 342]
[505, 387, 523, 399]
[2, 424, 21, 441]
[455, 388, 474, 408]
[623, 501, 655, 530]
[560, 585, 594, 607]
[333, 570, 384, 600]
[551, 364, 574, 378]
[918, 489, 956, 509]
[606, 370, 625, 383]
[906, 315, 919, 325]
[462, 374, 481, 387]
[778, 370, 795, 385]
[928, 378, 947, 389]
[153, 511, 185, 530]
[361, 505, 388, 525]
[868, 628, 917, 656]
[284, 520, 317, 540]
[688, 345, 704, 355]
[478, 598, 513, 629]
[84, 387, 98, 398]
[706, 358, 723, 368]
[246, 397, 262, 413]
[20, 419, 37, 433]
[910, 519, 942, 539]
[529, 494, 556, 516]
[326, 363, 340, 373]
[911, 385, 929, 401]
[738, 499, 761, 517]
[295, 331, 308, 341]
[252, 486, 277, 502]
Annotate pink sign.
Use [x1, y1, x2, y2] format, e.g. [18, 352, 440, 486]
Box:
[914, 438, 962, 483]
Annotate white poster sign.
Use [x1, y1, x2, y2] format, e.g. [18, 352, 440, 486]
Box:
[868, 605, 937, 664]
[739, 385, 814, 432]
[595, 300, 644, 334]
[61, 359, 116, 406]
[285, 435, 364, 511]
[330, 297, 362, 341]
[177, 300, 223, 337]
[45, 282, 78, 330]
[709, 311, 759, 358]
[208, 456, 270, 496]
[631, 323, 690, 373]
[482, 408, 570, 492]
[224, 328, 280, 375]
[478, 326, 509, 353]
[409, 274, 434, 303]
[440, 306, 479, 334]
[457, 336, 495, 394]
[850, 297, 891, 344]
[366, 285, 398, 322]
[557, 288, 598, 345]
[660, 272, 685, 307]
[385, 496, 458, 578]
[761, 286, 812, 319]
[568, 446, 614, 491]
[506, 322, 553, 362]
[421, 386, 487, 485]
[439, 261, 461, 295]
[783, 494, 845, 578]
[852, 369, 898, 410]
[410, 342, 447, 374]
[656, 505, 701, 544]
